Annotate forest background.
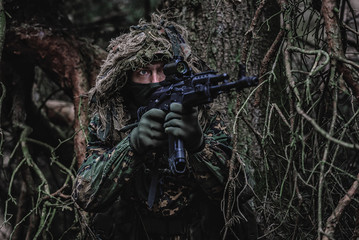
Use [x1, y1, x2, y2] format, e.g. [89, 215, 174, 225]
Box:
[0, 0, 358, 239]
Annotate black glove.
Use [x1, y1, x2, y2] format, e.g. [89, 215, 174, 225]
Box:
[164, 103, 204, 152]
[130, 108, 167, 154]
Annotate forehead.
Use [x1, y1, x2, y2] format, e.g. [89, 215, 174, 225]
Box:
[139, 61, 165, 69]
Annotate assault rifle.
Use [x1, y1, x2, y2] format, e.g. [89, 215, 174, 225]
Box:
[137, 57, 258, 174]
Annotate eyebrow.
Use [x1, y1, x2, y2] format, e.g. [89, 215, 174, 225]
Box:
[135, 68, 149, 72]
[135, 63, 164, 72]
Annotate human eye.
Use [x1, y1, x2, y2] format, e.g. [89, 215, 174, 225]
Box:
[138, 69, 149, 76]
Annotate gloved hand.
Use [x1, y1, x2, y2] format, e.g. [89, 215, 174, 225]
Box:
[164, 103, 204, 153]
[130, 108, 167, 154]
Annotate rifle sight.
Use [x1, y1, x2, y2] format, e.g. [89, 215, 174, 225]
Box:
[163, 58, 190, 76]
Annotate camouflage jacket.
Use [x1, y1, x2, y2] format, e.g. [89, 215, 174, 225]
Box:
[72, 110, 233, 238]
[72, 109, 232, 211]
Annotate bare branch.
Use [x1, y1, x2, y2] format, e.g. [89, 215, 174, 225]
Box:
[322, 173, 359, 240]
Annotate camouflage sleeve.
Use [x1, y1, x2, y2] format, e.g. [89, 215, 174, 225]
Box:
[188, 112, 232, 200]
[72, 116, 140, 212]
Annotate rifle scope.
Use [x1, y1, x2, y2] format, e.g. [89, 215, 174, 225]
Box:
[163, 59, 189, 76]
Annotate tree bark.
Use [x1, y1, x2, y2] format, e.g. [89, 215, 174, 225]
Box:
[161, 1, 278, 238]
[322, 0, 359, 101]
[162, 0, 260, 76]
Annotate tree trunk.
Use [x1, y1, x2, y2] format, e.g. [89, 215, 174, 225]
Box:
[162, 0, 279, 237]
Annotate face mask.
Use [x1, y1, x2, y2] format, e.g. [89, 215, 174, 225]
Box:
[124, 81, 162, 109]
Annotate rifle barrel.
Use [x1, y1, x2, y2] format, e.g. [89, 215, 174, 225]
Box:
[209, 76, 258, 94]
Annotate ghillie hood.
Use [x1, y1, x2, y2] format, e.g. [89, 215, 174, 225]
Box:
[89, 13, 203, 142]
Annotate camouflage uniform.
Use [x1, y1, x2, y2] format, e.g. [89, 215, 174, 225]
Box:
[72, 110, 236, 239]
[72, 14, 258, 240]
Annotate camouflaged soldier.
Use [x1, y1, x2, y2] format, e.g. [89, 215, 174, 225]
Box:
[72, 14, 258, 240]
